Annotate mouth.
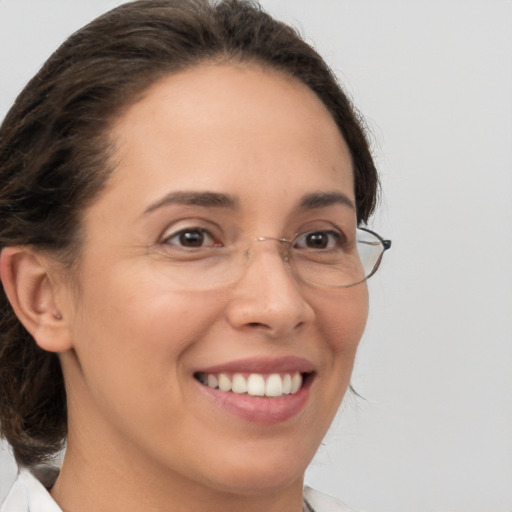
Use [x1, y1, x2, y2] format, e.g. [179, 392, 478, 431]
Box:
[194, 371, 310, 398]
[192, 357, 315, 423]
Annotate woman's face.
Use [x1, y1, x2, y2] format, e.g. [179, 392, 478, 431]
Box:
[57, 63, 368, 495]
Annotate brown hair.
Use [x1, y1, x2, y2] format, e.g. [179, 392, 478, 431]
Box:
[0, 0, 379, 467]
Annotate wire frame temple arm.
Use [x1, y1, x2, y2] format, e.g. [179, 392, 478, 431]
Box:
[358, 227, 392, 251]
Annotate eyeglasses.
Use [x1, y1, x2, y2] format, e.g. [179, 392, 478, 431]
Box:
[157, 226, 391, 290]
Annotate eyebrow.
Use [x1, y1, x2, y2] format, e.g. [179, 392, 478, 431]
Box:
[144, 191, 240, 215]
[298, 191, 356, 211]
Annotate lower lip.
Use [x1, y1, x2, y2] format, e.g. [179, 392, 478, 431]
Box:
[196, 376, 313, 424]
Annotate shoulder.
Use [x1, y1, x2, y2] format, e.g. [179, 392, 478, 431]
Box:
[0, 467, 62, 512]
[303, 486, 357, 512]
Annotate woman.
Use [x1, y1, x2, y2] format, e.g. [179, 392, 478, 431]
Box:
[0, 1, 390, 511]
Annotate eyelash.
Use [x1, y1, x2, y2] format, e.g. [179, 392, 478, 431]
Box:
[161, 227, 222, 249]
[161, 225, 348, 252]
[293, 229, 345, 250]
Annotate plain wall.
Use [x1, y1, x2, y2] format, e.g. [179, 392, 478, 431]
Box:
[1, 1, 511, 511]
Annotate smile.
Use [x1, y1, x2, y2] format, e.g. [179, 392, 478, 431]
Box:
[193, 357, 315, 423]
[195, 372, 304, 398]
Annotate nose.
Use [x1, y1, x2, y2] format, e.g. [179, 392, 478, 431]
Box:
[225, 240, 315, 338]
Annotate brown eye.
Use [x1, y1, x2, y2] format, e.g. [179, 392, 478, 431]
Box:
[294, 230, 342, 250]
[164, 228, 217, 249]
[179, 229, 206, 247]
[305, 232, 329, 248]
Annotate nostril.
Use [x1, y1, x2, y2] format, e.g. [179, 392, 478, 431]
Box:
[246, 320, 305, 332]
[248, 322, 264, 328]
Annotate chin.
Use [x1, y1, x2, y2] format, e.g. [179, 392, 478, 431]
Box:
[195, 443, 312, 496]
[207, 468, 304, 497]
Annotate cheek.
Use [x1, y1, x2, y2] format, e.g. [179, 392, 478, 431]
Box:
[302, 285, 368, 440]
[67, 266, 225, 395]
[316, 284, 369, 357]
[64, 270, 230, 447]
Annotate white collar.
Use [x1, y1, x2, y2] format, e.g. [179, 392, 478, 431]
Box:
[303, 486, 355, 512]
[1, 468, 62, 512]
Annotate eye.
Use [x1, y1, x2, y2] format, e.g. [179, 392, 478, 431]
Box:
[163, 228, 220, 249]
[293, 230, 344, 250]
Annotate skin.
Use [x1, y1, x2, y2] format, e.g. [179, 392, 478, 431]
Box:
[6, 63, 369, 512]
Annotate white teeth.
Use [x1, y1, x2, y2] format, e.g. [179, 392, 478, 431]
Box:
[199, 371, 305, 397]
[207, 374, 218, 389]
[265, 374, 283, 397]
[247, 374, 265, 396]
[218, 373, 232, 392]
[282, 374, 292, 394]
[291, 372, 303, 394]
[232, 373, 247, 394]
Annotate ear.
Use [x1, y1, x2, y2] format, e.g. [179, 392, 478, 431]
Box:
[0, 246, 73, 353]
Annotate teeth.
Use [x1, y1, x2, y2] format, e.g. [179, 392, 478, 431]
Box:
[232, 373, 247, 394]
[291, 373, 303, 394]
[207, 374, 218, 389]
[198, 371, 305, 397]
[282, 374, 292, 394]
[247, 374, 265, 396]
[218, 373, 232, 392]
[265, 374, 283, 397]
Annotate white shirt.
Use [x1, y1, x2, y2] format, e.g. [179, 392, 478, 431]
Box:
[1, 468, 355, 512]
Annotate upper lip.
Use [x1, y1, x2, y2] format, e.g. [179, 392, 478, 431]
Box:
[195, 356, 315, 375]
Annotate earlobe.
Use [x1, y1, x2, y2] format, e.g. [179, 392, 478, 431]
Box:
[0, 246, 73, 353]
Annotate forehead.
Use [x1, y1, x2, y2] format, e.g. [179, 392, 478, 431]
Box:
[103, 62, 354, 212]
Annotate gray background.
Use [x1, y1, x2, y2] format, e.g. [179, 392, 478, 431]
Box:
[1, 1, 511, 511]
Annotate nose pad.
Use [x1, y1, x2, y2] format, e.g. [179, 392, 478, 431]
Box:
[253, 236, 292, 263]
[225, 238, 314, 337]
